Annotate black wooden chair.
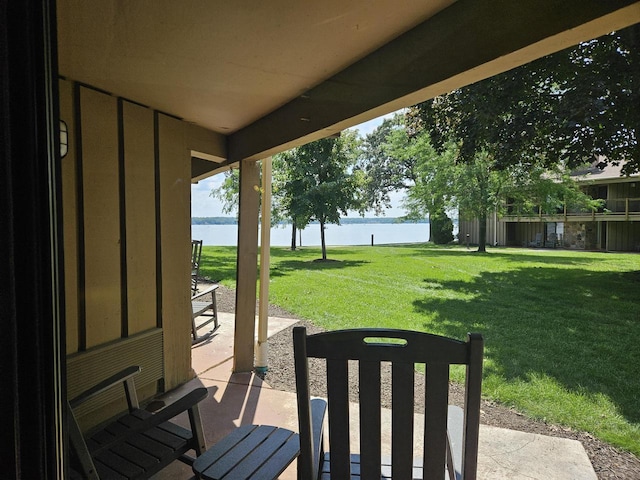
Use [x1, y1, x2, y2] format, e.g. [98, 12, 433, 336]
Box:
[68, 366, 208, 479]
[293, 326, 484, 480]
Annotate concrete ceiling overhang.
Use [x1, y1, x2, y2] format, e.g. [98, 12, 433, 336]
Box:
[57, 0, 640, 178]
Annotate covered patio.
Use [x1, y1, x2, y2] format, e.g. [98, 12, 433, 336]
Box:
[153, 310, 597, 479]
[3, 0, 640, 477]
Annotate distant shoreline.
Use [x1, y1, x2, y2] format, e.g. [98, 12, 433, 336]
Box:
[192, 216, 429, 226]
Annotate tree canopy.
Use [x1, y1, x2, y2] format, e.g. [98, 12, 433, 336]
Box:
[274, 131, 363, 259]
[410, 25, 639, 174]
[358, 114, 415, 215]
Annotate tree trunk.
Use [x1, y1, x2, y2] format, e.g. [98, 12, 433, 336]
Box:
[290, 221, 297, 250]
[428, 214, 433, 243]
[478, 212, 487, 252]
[320, 219, 327, 260]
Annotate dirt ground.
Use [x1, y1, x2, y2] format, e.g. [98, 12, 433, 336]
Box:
[213, 283, 640, 479]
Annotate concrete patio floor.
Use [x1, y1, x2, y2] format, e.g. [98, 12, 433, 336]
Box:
[152, 311, 597, 479]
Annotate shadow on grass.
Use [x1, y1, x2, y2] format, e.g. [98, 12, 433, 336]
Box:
[270, 258, 369, 278]
[198, 245, 369, 283]
[391, 243, 605, 266]
[266, 246, 370, 277]
[412, 265, 640, 424]
[268, 246, 365, 258]
[198, 246, 238, 284]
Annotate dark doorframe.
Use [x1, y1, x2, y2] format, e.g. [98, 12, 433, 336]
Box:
[600, 221, 608, 251]
[0, 0, 66, 478]
[506, 222, 517, 246]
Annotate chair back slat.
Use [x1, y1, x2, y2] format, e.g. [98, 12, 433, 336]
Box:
[423, 363, 450, 479]
[359, 360, 382, 479]
[462, 333, 484, 479]
[326, 358, 351, 479]
[391, 362, 415, 479]
[293, 328, 317, 480]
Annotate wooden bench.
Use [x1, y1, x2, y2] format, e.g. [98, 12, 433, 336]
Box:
[192, 284, 219, 344]
[68, 366, 208, 479]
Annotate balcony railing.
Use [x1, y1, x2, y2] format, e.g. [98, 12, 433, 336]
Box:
[605, 197, 640, 214]
[503, 197, 640, 220]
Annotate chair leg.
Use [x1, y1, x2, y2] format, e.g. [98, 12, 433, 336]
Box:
[188, 405, 207, 457]
[191, 314, 198, 342]
[212, 291, 219, 329]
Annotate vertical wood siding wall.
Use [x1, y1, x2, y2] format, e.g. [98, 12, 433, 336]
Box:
[457, 212, 507, 246]
[59, 79, 192, 426]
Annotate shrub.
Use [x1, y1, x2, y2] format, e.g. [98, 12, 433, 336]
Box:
[430, 210, 454, 244]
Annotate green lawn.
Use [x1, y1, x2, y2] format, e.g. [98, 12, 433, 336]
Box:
[199, 244, 640, 455]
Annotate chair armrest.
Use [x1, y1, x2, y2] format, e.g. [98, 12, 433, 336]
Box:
[69, 366, 141, 409]
[191, 284, 218, 301]
[90, 387, 209, 455]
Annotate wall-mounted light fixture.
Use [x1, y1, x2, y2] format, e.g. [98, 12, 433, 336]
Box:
[60, 120, 68, 158]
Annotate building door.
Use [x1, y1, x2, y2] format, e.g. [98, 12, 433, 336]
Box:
[506, 222, 517, 246]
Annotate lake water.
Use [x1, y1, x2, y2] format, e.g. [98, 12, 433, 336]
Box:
[192, 222, 433, 247]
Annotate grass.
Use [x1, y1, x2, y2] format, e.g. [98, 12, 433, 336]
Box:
[199, 244, 640, 456]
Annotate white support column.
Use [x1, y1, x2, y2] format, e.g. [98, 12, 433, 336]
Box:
[255, 157, 272, 373]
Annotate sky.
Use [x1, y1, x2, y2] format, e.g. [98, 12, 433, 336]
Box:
[191, 112, 406, 218]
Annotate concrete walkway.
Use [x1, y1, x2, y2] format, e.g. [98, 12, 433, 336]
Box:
[152, 312, 597, 479]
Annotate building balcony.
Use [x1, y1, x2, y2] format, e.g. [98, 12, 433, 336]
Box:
[502, 197, 640, 223]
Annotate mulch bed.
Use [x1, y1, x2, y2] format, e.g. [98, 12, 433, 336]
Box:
[212, 283, 640, 479]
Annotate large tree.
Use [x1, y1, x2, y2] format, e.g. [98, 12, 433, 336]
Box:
[357, 114, 457, 244]
[211, 169, 240, 215]
[358, 113, 415, 215]
[385, 126, 457, 243]
[211, 164, 288, 229]
[409, 25, 639, 250]
[211, 164, 307, 250]
[276, 132, 364, 260]
[271, 154, 312, 251]
[539, 25, 640, 174]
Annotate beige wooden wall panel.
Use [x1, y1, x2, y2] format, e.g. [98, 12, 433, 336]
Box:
[608, 181, 640, 203]
[158, 114, 192, 389]
[67, 328, 163, 431]
[457, 219, 476, 244]
[59, 79, 79, 354]
[630, 223, 640, 251]
[608, 222, 619, 251]
[610, 222, 625, 251]
[187, 123, 226, 161]
[608, 221, 640, 251]
[81, 88, 122, 348]
[484, 212, 505, 246]
[496, 219, 507, 246]
[123, 102, 157, 335]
